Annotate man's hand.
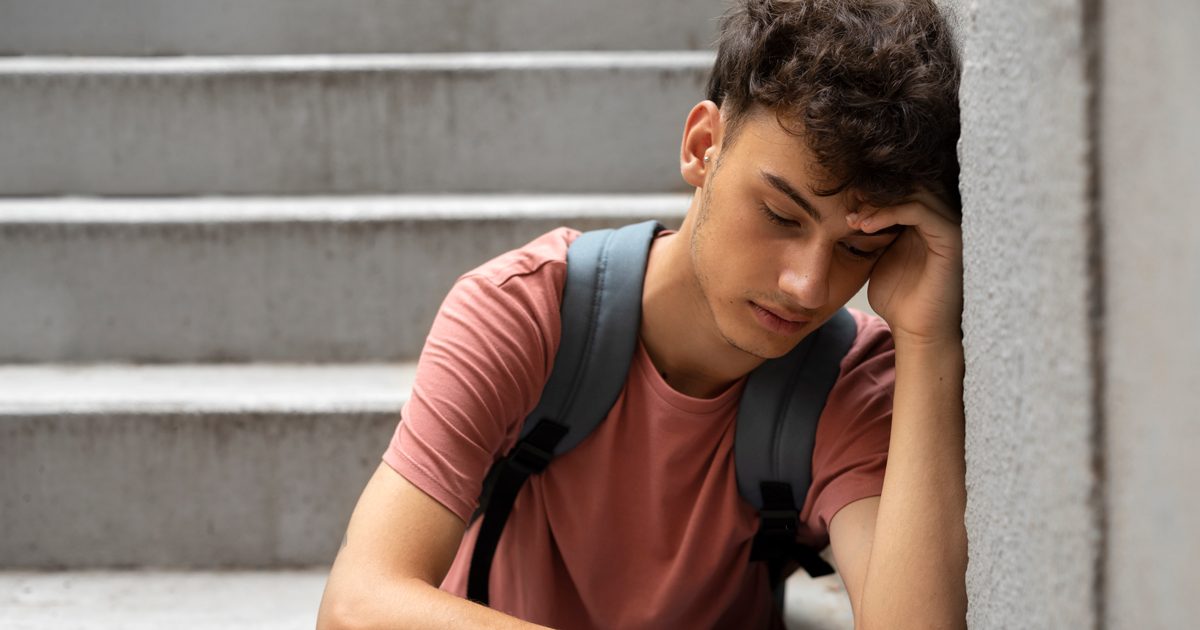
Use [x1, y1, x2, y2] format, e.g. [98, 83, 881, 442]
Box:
[848, 191, 963, 346]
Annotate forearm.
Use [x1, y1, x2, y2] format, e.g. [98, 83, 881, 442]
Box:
[318, 568, 551, 630]
[856, 336, 967, 630]
[316, 464, 554, 630]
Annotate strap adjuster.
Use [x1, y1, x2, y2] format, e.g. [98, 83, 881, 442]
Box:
[758, 509, 799, 534]
[508, 440, 554, 475]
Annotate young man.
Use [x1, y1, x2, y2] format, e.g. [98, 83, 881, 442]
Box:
[318, 0, 966, 628]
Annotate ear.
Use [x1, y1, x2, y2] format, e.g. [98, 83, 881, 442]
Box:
[680, 101, 722, 188]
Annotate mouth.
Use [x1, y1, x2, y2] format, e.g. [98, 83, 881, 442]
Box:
[750, 302, 810, 337]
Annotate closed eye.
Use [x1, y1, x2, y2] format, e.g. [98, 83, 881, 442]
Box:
[759, 204, 799, 228]
[762, 201, 888, 261]
[841, 242, 884, 261]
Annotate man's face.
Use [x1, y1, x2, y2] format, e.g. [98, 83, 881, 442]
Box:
[687, 112, 903, 359]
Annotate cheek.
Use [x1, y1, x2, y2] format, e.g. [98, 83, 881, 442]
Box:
[693, 244, 752, 311]
[712, 247, 783, 307]
[692, 197, 781, 299]
[830, 260, 873, 299]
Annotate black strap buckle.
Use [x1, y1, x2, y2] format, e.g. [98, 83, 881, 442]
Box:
[750, 510, 799, 563]
[508, 440, 554, 475]
[758, 509, 799, 534]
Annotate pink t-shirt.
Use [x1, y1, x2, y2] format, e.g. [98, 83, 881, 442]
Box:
[384, 228, 895, 630]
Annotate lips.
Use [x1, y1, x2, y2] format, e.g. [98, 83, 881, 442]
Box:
[751, 302, 809, 336]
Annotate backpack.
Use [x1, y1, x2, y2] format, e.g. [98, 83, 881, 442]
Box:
[467, 220, 858, 607]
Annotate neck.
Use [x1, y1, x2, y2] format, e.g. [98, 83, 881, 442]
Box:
[640, 212, 766, 399]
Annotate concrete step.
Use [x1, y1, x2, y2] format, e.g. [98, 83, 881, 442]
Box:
[0, 52, 712, 196]
[786, 565, 855, 630]
[0, 568, 849, 629]
[0, 0, 726, 56]
[0, 194, 688, 363]
[0, 362, 413, 568]
[0, 569, 330, 629]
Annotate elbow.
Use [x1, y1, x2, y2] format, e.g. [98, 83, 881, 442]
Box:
[318, 573, 434, 630]
[316, 589, 381, 630]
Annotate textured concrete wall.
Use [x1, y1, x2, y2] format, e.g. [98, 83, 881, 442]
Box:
[1101, 0, 1200, 626]
[956, 0, 1100, 626]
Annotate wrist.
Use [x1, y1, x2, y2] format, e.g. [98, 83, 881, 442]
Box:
[891, 327, 963, 354]
[892, 330, 964, 377]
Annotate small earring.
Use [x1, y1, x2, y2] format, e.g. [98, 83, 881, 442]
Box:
[703, 156, 710, 163]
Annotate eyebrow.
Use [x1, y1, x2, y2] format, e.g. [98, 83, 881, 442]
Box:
[760, 171, 822, 222]
[760, 170, 905, 237]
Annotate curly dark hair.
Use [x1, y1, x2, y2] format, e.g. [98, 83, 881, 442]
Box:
[706, 0, 961, 208]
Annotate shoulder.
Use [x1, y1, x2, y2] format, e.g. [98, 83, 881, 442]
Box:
[383, 227, 582, 523]
[461, 227, 580, 290]
[824, 307, 895, 431]
[841, 308, 896, 376]
[431, 226, 580, 355]
[799, 308, 895, 541]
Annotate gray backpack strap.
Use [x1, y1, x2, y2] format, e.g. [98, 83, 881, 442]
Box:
[518, 219, 666, 453]
[468, 220, 664, 606]
[736, 307, 858, 583]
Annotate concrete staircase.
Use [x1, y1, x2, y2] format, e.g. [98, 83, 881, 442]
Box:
[0, 1, 855, 627]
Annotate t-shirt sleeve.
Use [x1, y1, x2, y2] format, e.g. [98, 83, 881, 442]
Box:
[797, 309, 895, 547]
[382, 229, 576, 523]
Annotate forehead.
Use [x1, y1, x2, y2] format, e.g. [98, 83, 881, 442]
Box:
[723, 111, 824, 185]
[720, 110, 864, 211]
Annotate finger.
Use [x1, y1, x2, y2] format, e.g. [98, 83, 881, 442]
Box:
[909, 186, 961, 226]
[848, 188, 960, 230]
[848, 201, 960, 244]
[850, 199, 956, 232]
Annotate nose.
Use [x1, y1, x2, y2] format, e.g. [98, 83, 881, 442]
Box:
[778, 241, 832, 310]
